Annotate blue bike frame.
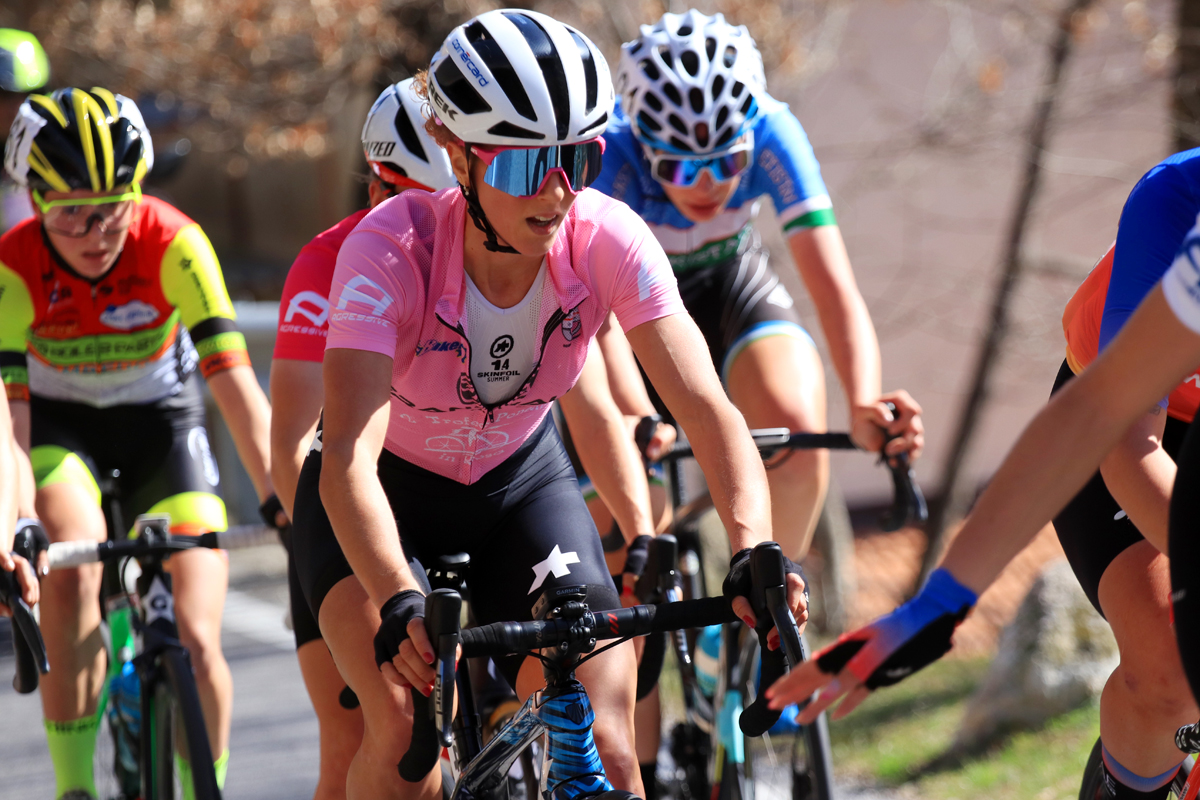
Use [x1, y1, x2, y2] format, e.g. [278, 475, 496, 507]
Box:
[451, 678, 610, 800]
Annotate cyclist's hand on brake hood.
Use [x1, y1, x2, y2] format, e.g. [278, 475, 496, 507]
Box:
[375, 590, 439, 696]
[723, 548, 810, 650]
[851, 390, 924, 464]
[766, 567, 976, 722]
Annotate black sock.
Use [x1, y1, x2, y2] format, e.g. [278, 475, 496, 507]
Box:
[1100, 761, 1176, 800]
[640, 762, 658, 800]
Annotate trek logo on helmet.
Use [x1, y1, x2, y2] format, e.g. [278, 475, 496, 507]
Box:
[430, 85, 458, 121]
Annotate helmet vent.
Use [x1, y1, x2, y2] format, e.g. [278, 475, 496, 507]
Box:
[487, 121, 546, 140]
[436, 58, 493, 115]
[711, 75, 725, 98]
[715, 126, 735, 148]
[568, 30, 599, 114]
[629, 41, 644, 55]
[680, 50, 700, 77]
[688, 88, 704, 114]
[667, 113, 687, 135]
[392, 97, 430, 163]
[657, 45, 674, 71]
[467, 21, 538, 123]
[731, 81, 745, 98]
[662, 83, 683, 107]
[694, 122, 709, 148]
[723, 46, 737, 68]
[669, 136, 691, 152]
[504, 12, 570, 140]
[577, 112, 608, 138]
[705, 38, 717, 60]
[715, 105, 729, 130]
[637, 111, 663, 133]
[644, 92, 663, 112]
[640, 59, 660, 82]
[677, 25, 693, 36]
[740, 95, 753, 115]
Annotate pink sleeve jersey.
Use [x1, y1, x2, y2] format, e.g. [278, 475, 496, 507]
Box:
[274, 209, 371, 362]
[326, 187, 684, 484]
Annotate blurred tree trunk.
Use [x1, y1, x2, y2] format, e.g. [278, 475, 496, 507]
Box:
[1177, 0, 1200, 152]
[915, 0, 1098, 591]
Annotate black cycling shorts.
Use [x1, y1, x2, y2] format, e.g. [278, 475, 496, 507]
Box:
[276, 524, 322, 650]
[1051, 360, 1187, 616]
[28, 374, 227, 535]
[292, 415, 620, 687]
[674, 235, 816, 384]
[1168, 415, 1200, 700]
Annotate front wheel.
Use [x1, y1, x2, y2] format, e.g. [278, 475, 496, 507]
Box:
[145, 647, 221, 800]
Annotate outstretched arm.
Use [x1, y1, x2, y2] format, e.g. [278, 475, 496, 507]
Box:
[208, 364, 275, 502]
[789, 227, 923, 458]
[769, 284, 1200, 719]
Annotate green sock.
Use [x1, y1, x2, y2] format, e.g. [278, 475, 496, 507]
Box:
[177, 748, 229, 800]
[45, 698, 106, 800]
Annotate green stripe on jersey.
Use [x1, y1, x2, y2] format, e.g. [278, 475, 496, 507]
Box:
[26, 310, 180, 368]
[668, 227, 753, 272]
[782, 207, 837, 232]
[195, 330, 247, 358]
[1, 364, 28, 387]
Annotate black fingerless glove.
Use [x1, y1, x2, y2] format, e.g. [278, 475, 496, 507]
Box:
[373, 589, 426, 670]
[259, 495, 286, 530]
[721, 547, 809, 615]
[13, 519, 49, 562]
[634, 414, 665, 460]
[622, 535, 653, 579]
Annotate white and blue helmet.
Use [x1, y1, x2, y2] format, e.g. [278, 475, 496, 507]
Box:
[427, 9, 614, 147]
[616, 10, 766, 155]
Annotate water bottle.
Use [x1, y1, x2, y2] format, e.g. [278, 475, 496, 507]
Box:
[108, 660, 141, 782]
[693, 624, 722, 698]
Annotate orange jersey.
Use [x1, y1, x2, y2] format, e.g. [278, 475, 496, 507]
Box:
[1063, 243, 1200, 422]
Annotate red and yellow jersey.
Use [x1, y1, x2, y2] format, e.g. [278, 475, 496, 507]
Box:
[0, 195, 249, 407]
[1063, 243, 1200, 422]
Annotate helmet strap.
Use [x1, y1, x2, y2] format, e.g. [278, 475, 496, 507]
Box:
[460, 154, 520, 255]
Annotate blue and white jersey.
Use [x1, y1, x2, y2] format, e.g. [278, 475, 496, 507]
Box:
[593, 96, 835, 272]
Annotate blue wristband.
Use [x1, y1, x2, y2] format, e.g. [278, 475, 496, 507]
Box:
[921, 568, 978, 613]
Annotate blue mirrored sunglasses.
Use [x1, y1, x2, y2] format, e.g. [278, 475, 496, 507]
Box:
[471, 140, 605, 198]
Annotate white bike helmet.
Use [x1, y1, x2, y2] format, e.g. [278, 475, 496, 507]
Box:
[361, 78, 456, 192]
[427, 9, 614, 147]
[616, 9, 766, 154]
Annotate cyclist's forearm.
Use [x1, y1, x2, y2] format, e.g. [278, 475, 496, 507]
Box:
[629, 315, 772, 551]
[208, 365, 274, 501]
[788, 225, 882, 408]
[269, 360, 324, 519]
[1099, 407, 1174, 554]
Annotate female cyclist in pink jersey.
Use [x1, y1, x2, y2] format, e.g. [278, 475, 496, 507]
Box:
[289, 11, 805, 799]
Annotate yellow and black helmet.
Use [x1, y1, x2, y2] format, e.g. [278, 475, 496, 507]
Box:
[3, 87, 154, 192]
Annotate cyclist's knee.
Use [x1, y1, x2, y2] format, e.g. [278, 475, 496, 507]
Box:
[1112, 657, 1197, 721]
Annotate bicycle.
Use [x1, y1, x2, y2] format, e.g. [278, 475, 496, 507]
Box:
[646, 421, 928, 800]
[47, 514, 263, 800]
[400, 541, 800, 800]
[1078, 723, 1200, 800]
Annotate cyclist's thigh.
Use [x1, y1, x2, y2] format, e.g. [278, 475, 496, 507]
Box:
[1050, 361, 1157, 615]
[725, 331, 826, 429]
[29, 398, 105, 542]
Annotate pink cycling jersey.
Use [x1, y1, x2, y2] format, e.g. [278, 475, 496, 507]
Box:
[326, 187, 684, 484]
